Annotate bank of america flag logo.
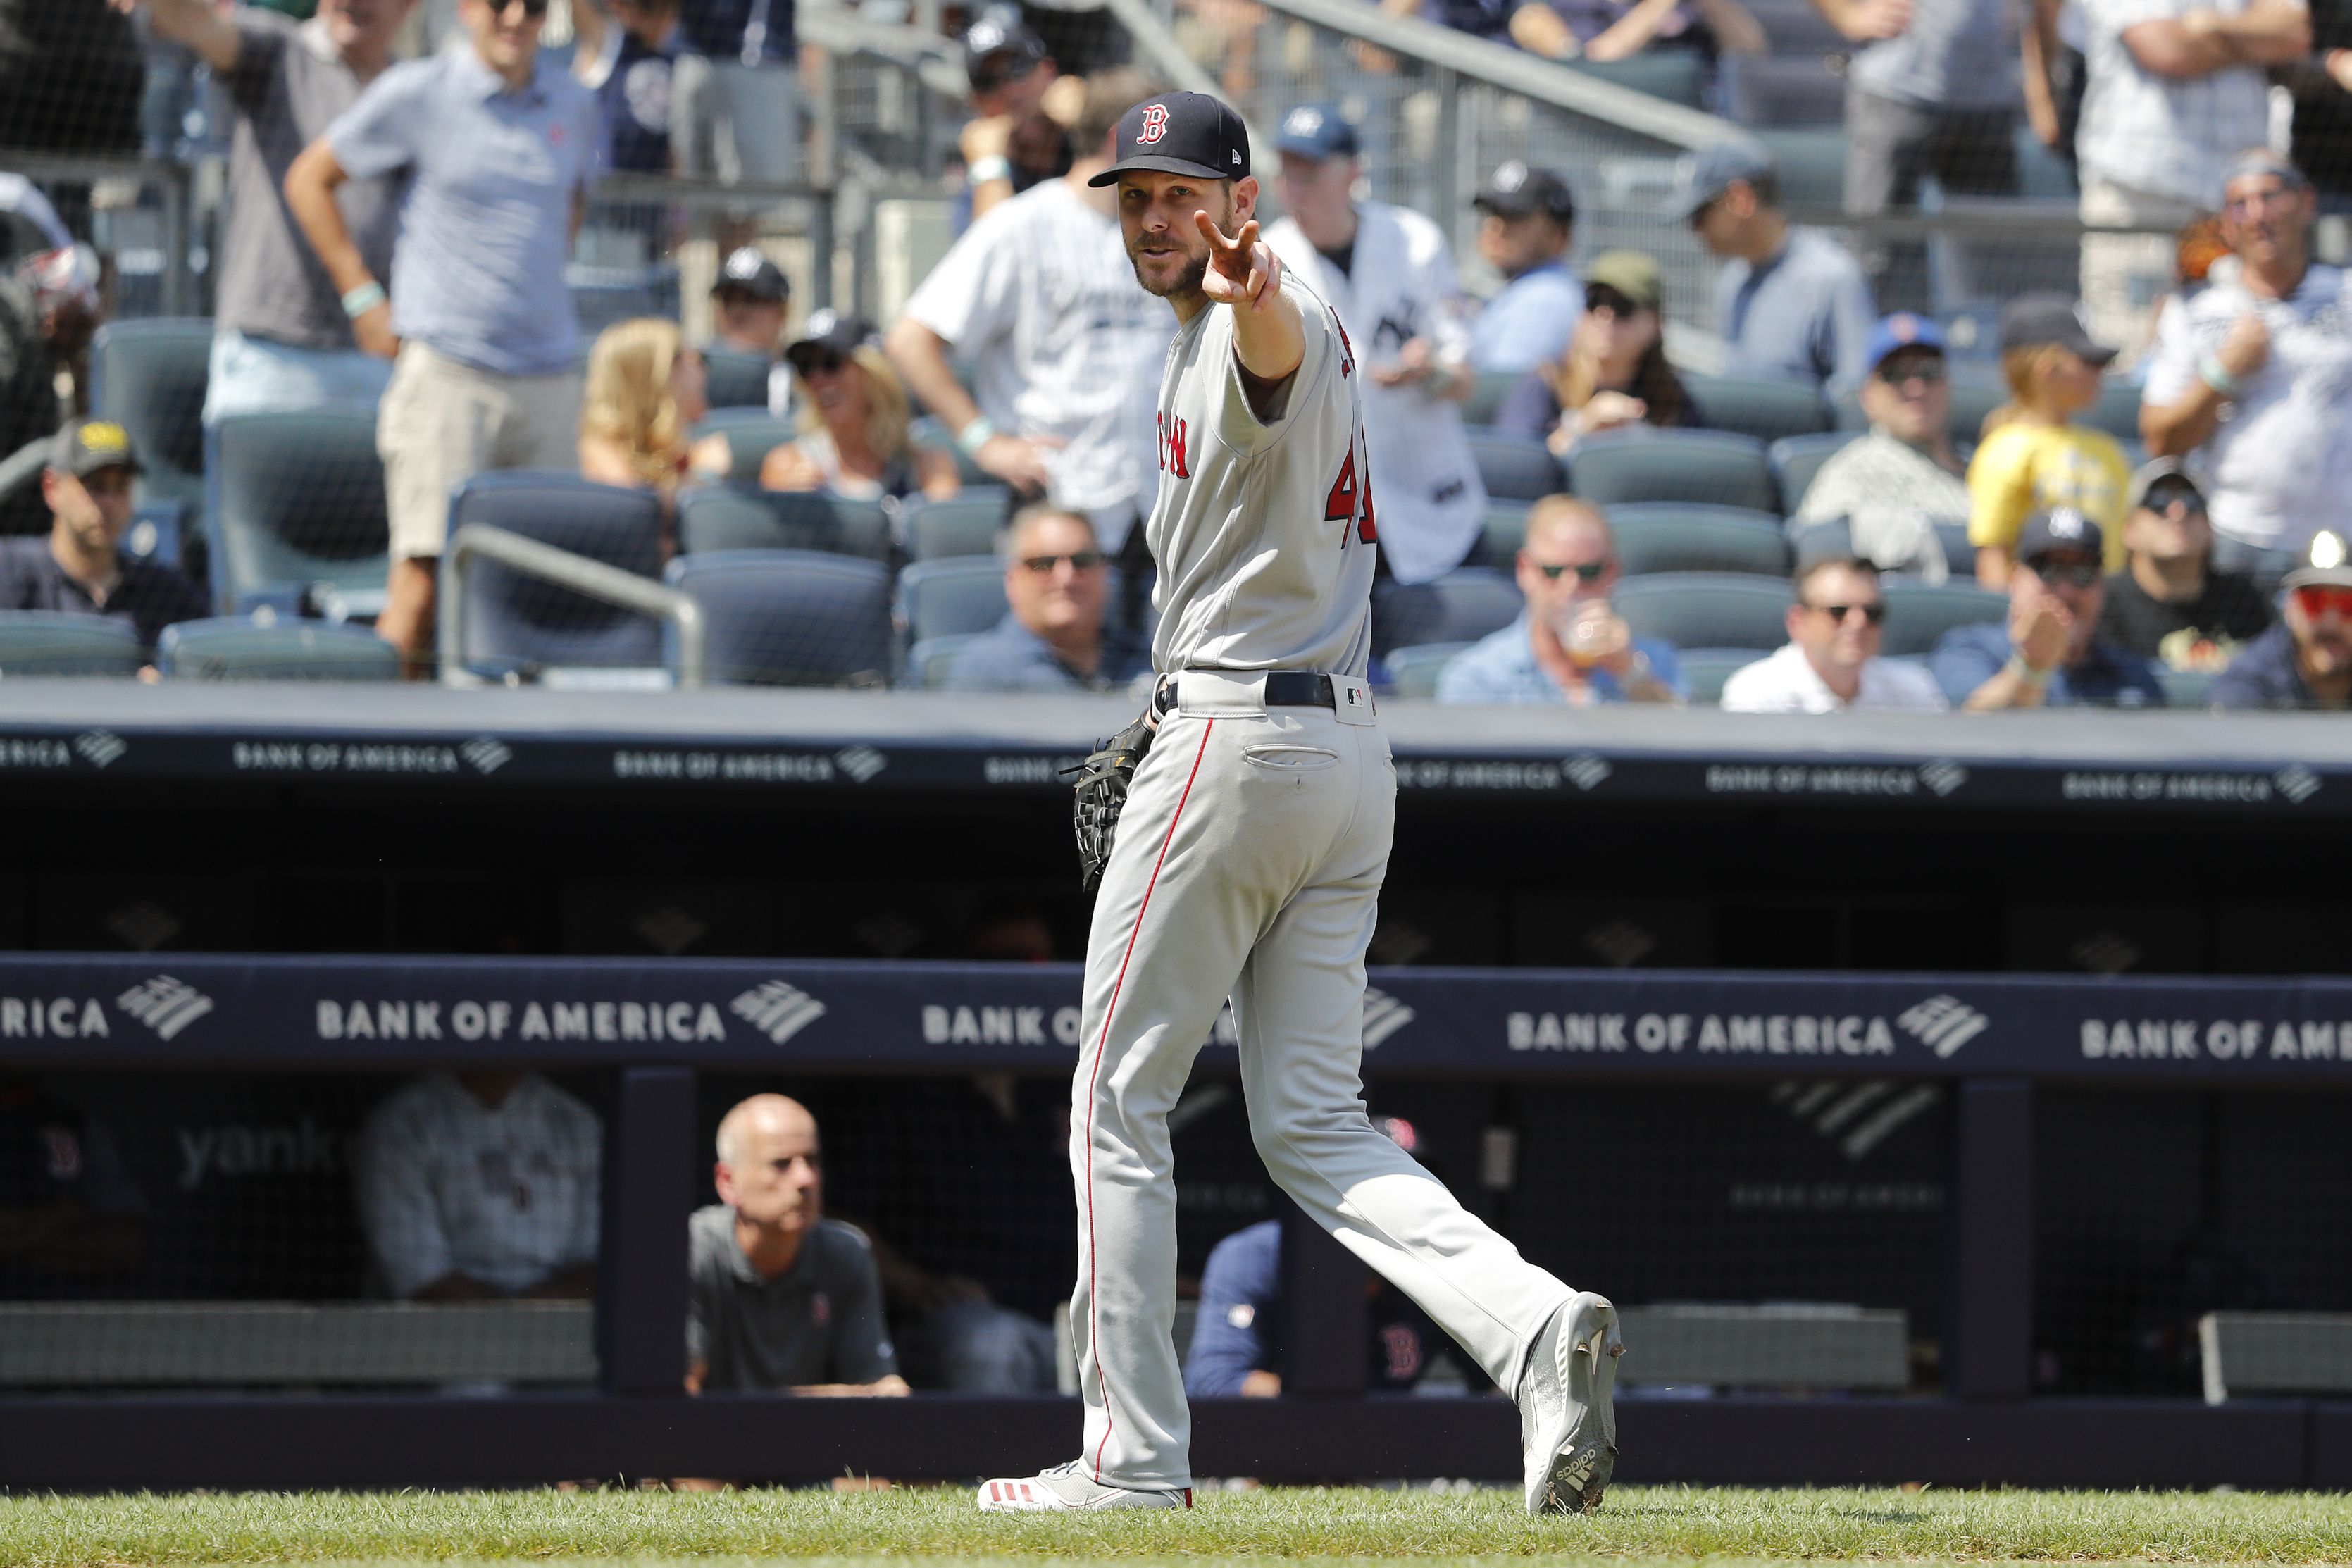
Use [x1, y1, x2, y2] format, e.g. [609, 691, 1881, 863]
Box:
[1362, 987, 1416, 1050]
[1896, 994, 1989, 1059]
[116, 975, 214, 1041]
[730, 981, 828, 1045]
[834, 746, 887, 783]
[1918, 760, 1967, 797]
[2275, 765, 2320, 804]
[1564, 753, 1611, 792]
[75, 730, 126, 769]
[460, 737, 512, 776]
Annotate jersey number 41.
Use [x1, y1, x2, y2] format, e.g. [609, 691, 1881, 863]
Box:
[1325, 312, 1378, 547]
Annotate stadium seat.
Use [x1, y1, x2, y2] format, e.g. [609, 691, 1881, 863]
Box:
[1676, 647, 1765, 707]
[691, 409, 796, 485]
[1720, 55, 1847, 127]
[0, 611, 142, 676]
[156, 617, 400, 680]
[1743, 0, 1846, 53]
[1562, 53, 1705, 108]
[664, 549, 894, 687]
[2087, 380, 2145, 442]
[1467, 369, 1525, 426]
[1769, 431, 1856, 514]
[124, 499, 187, 573]
[1684, 375, 1832, 443]
[904, 487, 1016, 560]
[1465, 425, 1564, 502]
[566, 265, 673, 338]
[1372, 566, 1522, 654]
[2158, 666, 2217, 709]
[701, 347, 774, 410]
[1383, 642, 1469, 699]
[90, 317, 213, 511]
[1753, 128, 1848, 211]
[1568, 428, 1778, 512]
[206, 406, 387, 616]
[1611, 504, 1793, 578]
[1933, 519, 1976, 576]
[676, 487, 892, 562]
[447, 470, 666, 677]
[1878, 578, 2009, 656]
[1483, 499, 1531, 561]
[2014, 121, 2079, 201]
[1613, 573, 1793, 651]
[907, 633, 978, 690]
[913, 416, 991, 487]
[897, 555, 1011, 645]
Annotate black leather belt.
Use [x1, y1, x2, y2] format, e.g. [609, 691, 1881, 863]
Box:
[1153, 670, 1340, 715]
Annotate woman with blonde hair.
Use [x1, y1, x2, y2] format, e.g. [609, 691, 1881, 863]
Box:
[579, 317, 729, 495]
[761, 311, 960, 502]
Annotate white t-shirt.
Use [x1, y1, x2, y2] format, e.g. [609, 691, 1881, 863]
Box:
[2143, 261, 2352, 552]
[354, 1071, 603, 1299]
[1266, 203, 1486, 585]
[2076, 0, 2274, 206]
[1719, 642, 1948, 713]
[900, 177, 1170, 547]
[1147, 270, 1376, 677]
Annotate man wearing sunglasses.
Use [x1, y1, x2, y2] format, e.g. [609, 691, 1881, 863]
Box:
[1721, 553, 1946, 712]
[2141, 151, 2352, 585]
[2096, 459, 2273, 671]
[945, 502, 1149, 692]
[1438, 496, 1685, 706]
[1931, 507, 2167, 709]
[1790, 313, 1968, 581]
[958, 11, 1064, 225]
[2214, 530, 2352, 709]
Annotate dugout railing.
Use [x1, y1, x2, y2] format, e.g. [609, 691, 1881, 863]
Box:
[4, 954, 2352, 1491]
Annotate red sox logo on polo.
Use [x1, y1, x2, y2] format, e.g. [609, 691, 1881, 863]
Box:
[1138, 104, 1170, 144]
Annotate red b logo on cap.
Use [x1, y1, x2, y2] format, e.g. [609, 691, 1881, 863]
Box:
[1138, 104, 1169, 144]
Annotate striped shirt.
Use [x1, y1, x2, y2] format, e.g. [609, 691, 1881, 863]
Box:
[2078, 0, 2277, 206]
[902, 177, 1170, 547]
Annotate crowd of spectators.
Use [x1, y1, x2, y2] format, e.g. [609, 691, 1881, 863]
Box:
[4, 0, 2352, 711]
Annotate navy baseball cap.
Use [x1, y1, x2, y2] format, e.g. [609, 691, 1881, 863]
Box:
[964, 8, 1047, 88]
[1864, 312, 1946, 373]
[1671, 141, 1775, 222]
[785, 308, 881, 371]
[1475, 160, 1575, 223]
[1088, 92, 1252, 187]
[1998, 293, 2116, 364]
[713, 247, 789, 304]
[1274, 101, 1357, 161]
[2017, 506, 2105, 566]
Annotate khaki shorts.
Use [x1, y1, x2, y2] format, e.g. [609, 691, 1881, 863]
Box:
[378, 342, 584, 560]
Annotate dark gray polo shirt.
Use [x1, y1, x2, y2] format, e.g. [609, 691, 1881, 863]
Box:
[687, 1208, 897, 1392]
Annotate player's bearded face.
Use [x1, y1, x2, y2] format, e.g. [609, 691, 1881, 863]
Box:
[1121, 175, 1236, 299]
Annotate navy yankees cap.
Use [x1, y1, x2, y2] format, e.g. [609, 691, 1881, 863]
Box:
[1275, 101, 1357, 161]
[1088, 92, 1252, 187]
[2017, 506, 2105, 566]
[713, 246, 789, 303]
[1475, 160, 1575, 223]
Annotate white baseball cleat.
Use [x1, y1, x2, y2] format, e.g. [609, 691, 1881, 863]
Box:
[976, 1460, 1193, 1512]
[1516, 1290, 1624, 1516]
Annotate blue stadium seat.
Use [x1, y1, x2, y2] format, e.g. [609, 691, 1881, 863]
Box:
[1613, 573, 1793, 651]
[1562, 53, 1704, 108]
[1612, 504, 1793, 577]
[1483, 499, 1531, 561]
[692, 409, 796, 484]
[1769, 431, 1856, 514]
[907, 633, 979, 690]
[0, 611, 142, 676]
[676, 487, 892, 561]
[2158, 666, 2217, 709]
[701, 347, 774, 410]
[1678, 647, 1766, 707]
[124, 499, 187, 573]
[1879, 578, 2009, 656]
[1684, 375, 1832, 443]
[157, 616, 400, 680]
[566, 264, 675, 338]
[1467, 370, 1526, 426]
[666, 549, 894, 686]
[2087, 380, 2144, 443]
[1743, 0, 1846, 53]
[1466, 426, 1564, 502]
[1932, 520, 1976, 577]
[897, 556, 1010, 645]
[205, 407, 387, 616]
[1753, 128, 1848, 211]
[1569, 429, 1778, 512]
[1373, 567, 1523, 654]
[1720, 54, 1847, 127]
[447, 470, 666, 677]
[904, 487, 1016, 560]
[1383, 642, 1469, 699]
[90, 317, 213, 511]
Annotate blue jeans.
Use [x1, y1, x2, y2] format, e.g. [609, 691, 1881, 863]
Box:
[925, 1298, 1059, 1393]
[204, 329, 394, 425]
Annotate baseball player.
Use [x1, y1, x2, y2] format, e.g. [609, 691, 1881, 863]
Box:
[1262, 103, 1488, 586]
[976, 92, 1622, 1519]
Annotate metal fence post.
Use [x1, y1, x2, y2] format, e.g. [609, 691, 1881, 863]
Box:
[599, 1066, 697, 1395]
[1948, 1076, 2034, 1400]
[1432, 67, 1462, 260]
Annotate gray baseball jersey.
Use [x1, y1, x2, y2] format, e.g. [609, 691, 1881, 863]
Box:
[1145, 269, 1376, 677]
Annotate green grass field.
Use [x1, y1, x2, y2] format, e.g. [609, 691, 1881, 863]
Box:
[4, 1485, 2348, 1568]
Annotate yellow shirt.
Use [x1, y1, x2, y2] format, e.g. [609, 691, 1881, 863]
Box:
[1965, 421, 2131, 572]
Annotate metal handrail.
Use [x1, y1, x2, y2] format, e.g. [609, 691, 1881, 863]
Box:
[1234, 0, 1751, 153]
[439, 523, 707, 690]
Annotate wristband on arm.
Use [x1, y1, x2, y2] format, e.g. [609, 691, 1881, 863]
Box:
[966, 156, 1013, 186]
[341, 281, 387, 319]
[957, 416, 998, 456]
[2198, 354, 2243, 399]
[2005, 654, 2053, 689]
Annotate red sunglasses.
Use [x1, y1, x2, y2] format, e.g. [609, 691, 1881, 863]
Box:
[2294, 585, 2352, 621]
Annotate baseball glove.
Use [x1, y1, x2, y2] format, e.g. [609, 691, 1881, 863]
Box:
[1064, 711, 1155, 892]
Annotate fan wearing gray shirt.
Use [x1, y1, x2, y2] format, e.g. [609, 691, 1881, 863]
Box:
[1676, 143, 1877, 393]
[687, 1094, 907, 1396]
[119, 0, 413, 424]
